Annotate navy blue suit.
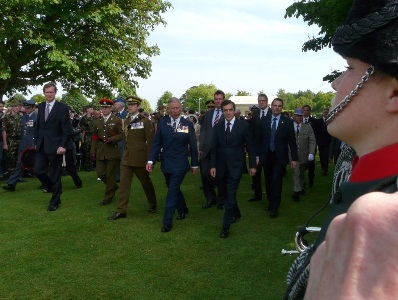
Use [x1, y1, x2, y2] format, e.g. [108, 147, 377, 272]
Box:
[258, 114, 298, 213]
[211, 118, 256, 230]
[148, 116, 198, 226]
[34, 101, 71, 208]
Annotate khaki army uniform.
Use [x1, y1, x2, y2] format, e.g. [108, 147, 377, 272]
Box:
[91, 114, 123, 204]
[2, 111, 22, 173]
[117, 114, 157, 214]
[80, 114, 95, 170]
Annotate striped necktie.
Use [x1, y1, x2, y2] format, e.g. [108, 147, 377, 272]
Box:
[213, 109, 220, 127]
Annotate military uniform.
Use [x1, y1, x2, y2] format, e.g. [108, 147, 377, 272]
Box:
[91, 99, 123, 205]
[80, 113, 95, 170]
[2, 101, 22, 173]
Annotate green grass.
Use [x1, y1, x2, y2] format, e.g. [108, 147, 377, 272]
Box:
[0, 163, 333, 299]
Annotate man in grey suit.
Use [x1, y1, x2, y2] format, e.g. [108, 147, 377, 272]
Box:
[199, 90, 225, 209]
[291, 108, 316, 201]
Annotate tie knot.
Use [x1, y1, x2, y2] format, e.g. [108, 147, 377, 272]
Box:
[227, 121, 231, 126]
[273, 117, 277, 122]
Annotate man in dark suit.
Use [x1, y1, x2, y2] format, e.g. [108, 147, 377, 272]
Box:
[313, 108, 332, 176]
[210, 100, 257, 238]
[34, 82, 71, 212]
[199, 90, 225, 209]
[258, 98, 298, 217]
[302, 104, 317, 187]
[113, 97, 127, 182]
[248, 93, 272, 202]
[146, 97, 198, 233]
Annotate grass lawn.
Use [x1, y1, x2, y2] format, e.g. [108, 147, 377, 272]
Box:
[0, 162, 333, 299]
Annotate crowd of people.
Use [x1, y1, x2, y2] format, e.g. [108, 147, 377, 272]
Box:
[1, 84, 339, 235]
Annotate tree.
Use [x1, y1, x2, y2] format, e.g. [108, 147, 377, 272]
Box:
[61, 88, 89, 113]
[182, 84, 218, 112]
[235, 90, 251, 96]
[0, 0, 172, 100]
[140, 99, 152, 113]
[156, 91, 173, 110]
[285, 0, 353, 81]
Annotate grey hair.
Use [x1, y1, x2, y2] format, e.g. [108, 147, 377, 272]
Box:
[168, 97, 181, 105]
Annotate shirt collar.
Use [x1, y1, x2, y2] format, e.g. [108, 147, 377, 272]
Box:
[225, 117, 235, 126]
[350, 143, 398, 182]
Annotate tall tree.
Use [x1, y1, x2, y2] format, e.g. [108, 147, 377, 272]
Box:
[235, 90, 252, 96]
[0, 0, 172, 100]
[285, 0, 353, 81]
[182, 84, 218, 113]
[156, 91, 173, 110]
[61, 88, 89, 114]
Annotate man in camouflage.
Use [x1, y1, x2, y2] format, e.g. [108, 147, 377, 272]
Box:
[1, 98, 22, 174]
[80, 105, 95, 171]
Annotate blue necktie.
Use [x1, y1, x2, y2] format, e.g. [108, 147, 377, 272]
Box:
[226, 122, 231, 141]
[270, 117, 277, 151]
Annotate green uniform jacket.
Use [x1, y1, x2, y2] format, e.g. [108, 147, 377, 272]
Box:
[90, 114, 123, 160]
[121, 115, 154, 167]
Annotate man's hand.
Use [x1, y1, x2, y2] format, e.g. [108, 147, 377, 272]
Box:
[210, 168, 216, 178]
[249, 168, 256, 176]
[290, 161, 298, 169]
[90, 153, 96, 161]
[191, 167, 198, 175]
[305, 192, 398, 300]
[56, 147, 66, 155]
[146, 163, 153, 172]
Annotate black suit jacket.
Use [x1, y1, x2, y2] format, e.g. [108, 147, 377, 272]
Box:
[211, 118, 256, 180]
[312, 117, 331, 146]
[35, 101, 71, 155]
[258, 114, 298, 167]
[199, 108, 225, 158]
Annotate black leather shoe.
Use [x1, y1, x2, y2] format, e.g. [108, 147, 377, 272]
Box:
[248, 198, 261, 202]
[148, 206, 157, 213]
[47, 204, 59, 212]
[108, 212, 126, 220]
[202, 200, 216, 208]
[292, 192, 301, 201]
[177, 211, 188, 220]
[269, 211, 278, 218]
[2, 185, 15, 192]
[100, 200, 112, 205]
[161, 224, 172, 232]
[232, 213, 241, 223]
[220, 229, 229, 238]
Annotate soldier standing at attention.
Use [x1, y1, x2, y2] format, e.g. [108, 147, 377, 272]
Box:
[2, 98, 22, 175]
[108, 96, 157, 220]
[90, 98, 123, 205]
[80, 105, 95, 171]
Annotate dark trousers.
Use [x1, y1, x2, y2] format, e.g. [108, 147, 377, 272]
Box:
[64, 149, 82, 187]
[200, 155, 225, 205]
[318, 144, 330, 173]
[163, 172, 188, 225]
[251, 162, 266, 200]
[117, 165, 157, 214]
[7, 149, 24, 187]
[218, 165, 241, 230]
[264, 151, 284, 213]
[96, 159, 119, 202]
[34, 151, 63, 207]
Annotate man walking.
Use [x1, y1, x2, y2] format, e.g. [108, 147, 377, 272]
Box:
[210, 100, 257, 238]
[146, 97, 198, 233]
[108, 96, 157, 220]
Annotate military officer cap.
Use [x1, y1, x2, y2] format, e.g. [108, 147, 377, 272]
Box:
[99, 98, 114, 107]
[126, 96, 142, 105]
[22, 99, 36, 107]
[113, 97, 126, 104]
[294, 108, 304, 116]
[205, 100, 215, 108]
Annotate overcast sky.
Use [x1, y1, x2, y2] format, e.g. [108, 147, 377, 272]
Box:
[135, 0, 346, 108]
[26, 0, 346, 109]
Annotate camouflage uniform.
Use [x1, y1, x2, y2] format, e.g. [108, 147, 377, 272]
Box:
[2, 111, 22, 173]
[80, 114, 95, 170]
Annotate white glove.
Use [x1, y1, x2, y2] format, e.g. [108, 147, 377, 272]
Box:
[308, 154, 314, 161]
